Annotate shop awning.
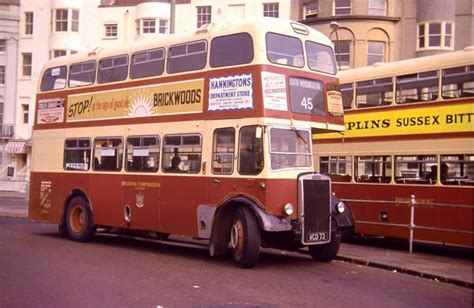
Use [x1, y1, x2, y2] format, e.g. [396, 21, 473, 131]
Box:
[5, 141, 28, 154]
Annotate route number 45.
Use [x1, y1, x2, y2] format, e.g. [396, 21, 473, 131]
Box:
[301, 97, 314, 110]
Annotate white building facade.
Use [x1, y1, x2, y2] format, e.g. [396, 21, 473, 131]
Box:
[5, 0, 101, 191]
[0, 0, 19, 189]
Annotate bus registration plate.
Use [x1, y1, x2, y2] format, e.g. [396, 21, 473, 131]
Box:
[307, 232, 328, 242]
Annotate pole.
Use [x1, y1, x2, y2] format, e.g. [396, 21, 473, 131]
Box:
[170, 0, 176, 34]
[409, 194, 416, 254]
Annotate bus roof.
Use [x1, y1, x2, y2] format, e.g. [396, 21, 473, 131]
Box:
[339, 46, 474, 83]
[44, 17, 333, 69]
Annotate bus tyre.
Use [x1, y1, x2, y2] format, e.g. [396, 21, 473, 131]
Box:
[66, 196, 95, 242]
[308, 222, 341, 262]
[58, 223, 68, 237]
[230, 207, 261, 268]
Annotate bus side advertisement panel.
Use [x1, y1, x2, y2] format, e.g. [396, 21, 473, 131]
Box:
[66, 79, 204, 122]
[314, 102, 474, 140]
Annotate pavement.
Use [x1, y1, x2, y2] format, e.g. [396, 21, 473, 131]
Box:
[1, 190, 472, 289]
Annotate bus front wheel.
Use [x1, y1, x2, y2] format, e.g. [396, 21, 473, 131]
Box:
[230, 207, 261, 268]
[308, 221, 341, 262]
[65, 196, 95, 242]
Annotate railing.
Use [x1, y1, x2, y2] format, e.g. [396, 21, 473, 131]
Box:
[339, 195, 474, 253]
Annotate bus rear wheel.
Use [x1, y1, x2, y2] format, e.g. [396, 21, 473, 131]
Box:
[66, 196, 95, 242]
[230, 207, 261, 268]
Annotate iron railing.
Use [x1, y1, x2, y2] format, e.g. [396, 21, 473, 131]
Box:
[339, 195, 473, 253]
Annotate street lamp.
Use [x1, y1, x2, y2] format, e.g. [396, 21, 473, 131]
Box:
[330, 21, 341, 71]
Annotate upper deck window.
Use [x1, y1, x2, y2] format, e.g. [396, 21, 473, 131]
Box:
[130, 48, 165, 79]
[210, 33, 253, 68]
[396, 70, 438, 103]
[69, 60, 96, 88]
[356, 77, 393, 108]
[167, 40, 207, 74]
[41, 65, 67, 92]
[266, 32, 304, 68]
[305, 41, 336, 75]
[98, 55, 129, 84]
[340, 83, 354, 109]
[442, 65, 474, 98]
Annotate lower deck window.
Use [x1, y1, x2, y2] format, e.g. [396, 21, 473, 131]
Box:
[269, 127, 312, 170]
[440, 154, 474, 186]
[93, 137, 124, 171]
[162, 134, 202, 173]
[238, 126, 264, 175]
[212, 128, 235, 174]
[355, 156, 391, 183]
[395, 155, 437, 184]
[125, 136, 160, 172]
[319, 156, 352, 182]
[64, 138, 91, 171]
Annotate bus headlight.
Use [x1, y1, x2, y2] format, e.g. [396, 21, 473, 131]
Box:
[336, 201, 346, 214]
[283, 203, 294, 216]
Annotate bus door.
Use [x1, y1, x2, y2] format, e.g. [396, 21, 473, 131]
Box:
[121, 135, 161, 232]
[89, 137, 125, 228]
[208, 128, 238, 205]
[159, 134, 206, 237]
[208, 126, 264, 205]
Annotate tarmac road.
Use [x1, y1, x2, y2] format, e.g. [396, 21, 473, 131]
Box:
[1, 217, 473, 307]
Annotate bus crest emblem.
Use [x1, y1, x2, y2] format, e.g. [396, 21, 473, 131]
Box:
[136, 192, 145, 208]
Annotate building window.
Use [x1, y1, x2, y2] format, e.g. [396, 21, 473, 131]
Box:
[25, 12, 34, 34]
[334, 0, 351, 15]
[143, 19, 156, 34]
[444, 23, 453, 48]
[72, 10, 79, 32]
[417, 21, 454, 50]
[368, 0, 386, 16]
[197, 6, 212, 28]
[0, 66, 5, 84]
[159, 20, 168, 34]
[22, 53, 32, 76]
[333, 40, 351, 70]
[367, 41, 385, 65]
[105, 23, 117, 38]
[304, 1, 319, 18]
[52, 50, 67, 58]
[55, 9, 68, 32]
[22, 104, 29, 124]
[263, 3, 279, 17]
[0, 102, 3, 125]
[0, 39, 5, 52]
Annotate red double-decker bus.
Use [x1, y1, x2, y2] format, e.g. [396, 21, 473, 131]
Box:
[314, 48, 474, 248]
[29, 18, 353, 267]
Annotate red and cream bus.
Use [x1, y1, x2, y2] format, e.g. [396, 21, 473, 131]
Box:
[29, 18, 354, 268]
[314, 47, 474, 248]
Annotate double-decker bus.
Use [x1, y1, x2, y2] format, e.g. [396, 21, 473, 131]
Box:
[314, 47, 474, 248]
[29, 18, 354, 268]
